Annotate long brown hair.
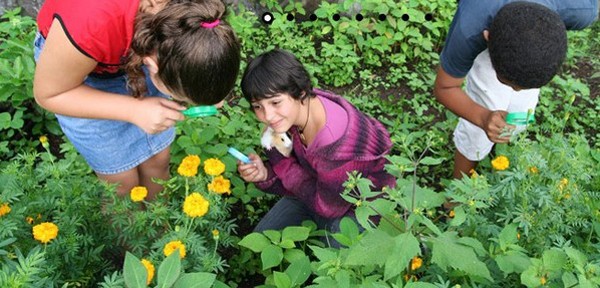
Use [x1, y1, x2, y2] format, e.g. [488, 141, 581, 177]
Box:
[126, 0, 241, 105]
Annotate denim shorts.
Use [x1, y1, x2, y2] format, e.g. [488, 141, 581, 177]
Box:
[33, 33, 175, 174]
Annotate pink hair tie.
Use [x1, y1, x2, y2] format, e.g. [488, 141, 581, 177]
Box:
[200, 19, 220, 29]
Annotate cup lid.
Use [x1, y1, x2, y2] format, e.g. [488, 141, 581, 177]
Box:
[183, 106, 218, 118]
[506, 112, 535, 125]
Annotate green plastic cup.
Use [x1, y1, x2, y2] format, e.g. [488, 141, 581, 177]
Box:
[182, 105, 218, 118]
[505, 112, 535, 125]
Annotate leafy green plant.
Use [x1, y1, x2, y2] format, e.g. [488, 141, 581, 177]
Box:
[0, 8, 61, 160]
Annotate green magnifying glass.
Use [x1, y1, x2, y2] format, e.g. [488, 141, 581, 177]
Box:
[506, 112, 535, 125]
[182, 105, 218, 118]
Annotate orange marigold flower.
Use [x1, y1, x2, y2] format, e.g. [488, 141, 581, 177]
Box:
[0, 203, 11, 217]
[208, 176, 231, 195]
[204, 158, 226, 176]
[163, 240, 186, 259]
[183, 193, 209, 218]
[130, 186, 148, 202]
[491, 155, 509, 171]
[141, 259, 155, 285]
[410, 256, 423, 270]
[32, 222, 59, 244]
[528, 166, 539, 174]
[448, 210, 455, 218]
[177, 155, 201, 177]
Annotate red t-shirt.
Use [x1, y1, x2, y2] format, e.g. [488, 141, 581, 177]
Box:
[37, 0, 140, 75]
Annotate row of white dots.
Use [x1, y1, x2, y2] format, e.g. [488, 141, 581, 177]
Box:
[261, 12, 435, 24]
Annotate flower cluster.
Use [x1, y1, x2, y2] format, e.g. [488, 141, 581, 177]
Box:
[0, 203, 11, 217]
[183, 192, 209, 218]
[130, 186, 148, 202]
[32, 222, 59, 244]
[163, 240, 186, 259]
[491, 155, 510, 171]
[177, 155, 201, 177]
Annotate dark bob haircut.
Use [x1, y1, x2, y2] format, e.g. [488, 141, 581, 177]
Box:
[240, 49, 313, 103]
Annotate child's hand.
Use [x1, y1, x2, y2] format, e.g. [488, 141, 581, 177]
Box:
[237, 154, 267, 183]
[131, 98, 186, 134]
[483, 110, 514, 143]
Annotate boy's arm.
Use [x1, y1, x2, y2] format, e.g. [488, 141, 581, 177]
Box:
[433, 65, 510, 143]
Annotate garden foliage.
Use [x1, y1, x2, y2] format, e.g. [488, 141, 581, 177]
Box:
[0, 0, 599, 287]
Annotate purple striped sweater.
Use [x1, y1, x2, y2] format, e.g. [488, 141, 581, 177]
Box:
[256, 89, 396, 218]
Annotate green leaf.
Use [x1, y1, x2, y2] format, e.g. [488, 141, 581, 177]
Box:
[261, 245, 284, 270]
[448, 206, 466, 226]
[0, 112, 11, 129]
[157, 250, 182, 288]
[239, 233, 271, 252]
[431, 232, 492, 281]
[495, 251, 531, 275]
[285, 256, 311, 286]
[542, 248, 567, 271]
[565, 247, 587, 267]
[264, 230, 282, 243]
[273, 271, 292, 288]
[419, 156, 444, 166]
[173, 272, 216, 288]
[405, 283, 439, 288]
[282, 226, 310, 242]
[384, 232, 421, 280]
[123, 252, 147, 288]
[346, 229, 393, 266]
[498, 223, 519, 249]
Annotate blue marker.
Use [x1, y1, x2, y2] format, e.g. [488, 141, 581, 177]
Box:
[228, 147, 251, 164]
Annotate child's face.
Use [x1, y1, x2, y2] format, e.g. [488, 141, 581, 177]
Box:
[251, 93, 303, 133]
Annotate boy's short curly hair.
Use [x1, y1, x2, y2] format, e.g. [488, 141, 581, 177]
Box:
[488, 1, 567, 89]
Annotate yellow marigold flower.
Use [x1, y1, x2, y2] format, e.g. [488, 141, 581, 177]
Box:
[39, 135, 48, 144]
[26, 217, 34, 224]
[32, 222, 59, 244]
[468, 168, 478, 178]
[163, 240, 186, 259]
[517, 233, 521, 240]
[0, 203, 11, 217]
[208, 176, 231, 195]
[183, 192, 209, 218]
[558, 178, 569, 191]
[204, 158, 226, 176]
[448, 210, 455, 218]
[141, 259, 155, 285]
[528, 166, 539, 174]
[177, 155, 201, 177]
[564, 193, 571, 199]
[540, 276, 547, 285]
[212, 229, 220, 240]
[130, 186, 148, 202]
[410, 256, 423, 270]
[491, 155, 509, 171]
